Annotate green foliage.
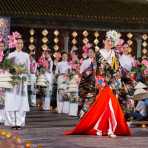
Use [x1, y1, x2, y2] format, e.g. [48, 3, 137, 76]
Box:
[131, 64, 146, 73]
[0, 59, 13, 70]
[0, 58, 27, 74]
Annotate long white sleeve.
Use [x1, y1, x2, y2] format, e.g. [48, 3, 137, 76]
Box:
[26, 54, 30, 74]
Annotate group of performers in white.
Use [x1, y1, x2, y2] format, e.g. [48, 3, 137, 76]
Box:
[0, 30, 147, 131]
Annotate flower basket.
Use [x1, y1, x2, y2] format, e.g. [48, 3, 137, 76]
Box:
[134, 93, 148, 101]
[63, 101, 70, 114]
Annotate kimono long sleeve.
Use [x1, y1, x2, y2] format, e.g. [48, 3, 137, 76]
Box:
[26, 54, 30, 74]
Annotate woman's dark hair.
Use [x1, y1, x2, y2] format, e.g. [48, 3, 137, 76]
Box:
[16, 37, 23, 41]
[61, 51, 68, 55]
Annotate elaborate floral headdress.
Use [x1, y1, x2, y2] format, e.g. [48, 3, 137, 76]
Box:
[8, 32, 21, 48]
[82, 43, 92, 54]
[106, 30, 121, 46]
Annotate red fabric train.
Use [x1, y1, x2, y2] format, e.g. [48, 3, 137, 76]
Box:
[65, 86, 131, 136]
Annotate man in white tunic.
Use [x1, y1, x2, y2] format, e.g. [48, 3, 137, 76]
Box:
[4, 38, 30, 129]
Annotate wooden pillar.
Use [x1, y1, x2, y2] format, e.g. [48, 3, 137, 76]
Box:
[63, 31, 69, 52]
[135, 34, 142, 58]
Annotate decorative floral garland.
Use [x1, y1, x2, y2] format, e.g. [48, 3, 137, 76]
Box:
[8, 32, 21, 48]
[106, 30, 121, 44]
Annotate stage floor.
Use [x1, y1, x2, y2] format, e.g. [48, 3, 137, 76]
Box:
[0, 109, 148, 148]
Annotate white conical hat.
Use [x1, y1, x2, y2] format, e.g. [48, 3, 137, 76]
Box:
[36, 79, 46, 83]
[36, 81, 47, 87]
[134, 88, 147, 95]
[134, 82, 147, 89]
[37, 75, 47, 82]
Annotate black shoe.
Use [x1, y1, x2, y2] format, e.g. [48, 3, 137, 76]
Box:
[11, 126, 17, 129]
[11, 126, 22, 130]
[16, 126, 22, 130]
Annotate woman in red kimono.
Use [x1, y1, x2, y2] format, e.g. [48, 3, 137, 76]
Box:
[64, 75, 131, 137]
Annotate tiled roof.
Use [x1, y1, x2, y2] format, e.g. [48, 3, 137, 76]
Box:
[0, 0, 148, 24]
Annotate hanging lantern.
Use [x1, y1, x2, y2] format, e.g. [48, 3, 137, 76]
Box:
[29, 29, 36, 52]
[41, 29, 49, 51]
[142, 41, 147, 47]
[72, 31, 78, 38]
[127, 32, 133, 39]
[141, 33, 148, 58]
[94, 38, 99, 45]
[118, 33, 122, 38]
[93, 31, 100, 51]
[54, 30, 59, 36]
[53, 45, 59, 51]
[71, 31, 78, 51]
[54, 37, 59, 44]
[42, 29, 48, 36]
[42, 37, 48, 43]
[41, 44, 48, 50]
[127, 40, 133, 46]
[29, 44, 35, 51]
[53, 30, 60, 51]
[94, 31, 99, 38]
[142, 48, 148, 54]
[29, 37, 34, 43]
[29, 29, 35, 35]
[72, 38, 77, 44]
[82, 30, 89, 37]
[142, 34, 148, 40]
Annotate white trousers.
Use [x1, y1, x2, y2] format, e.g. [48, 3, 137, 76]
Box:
[30, 74, 37, 106]
[43, 96, 51, 110]
[57, 95, 70, 114]
[0, 109, 4, 123]
[4, 111, 26, 126]
[57, 92, 64, 113]
[31, 94, 36, 106]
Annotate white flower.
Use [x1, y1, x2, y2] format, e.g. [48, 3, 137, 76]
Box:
[106, 30, 120, 43]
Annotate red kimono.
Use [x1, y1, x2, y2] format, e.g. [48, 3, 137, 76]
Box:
[65, 86, 131, 136]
